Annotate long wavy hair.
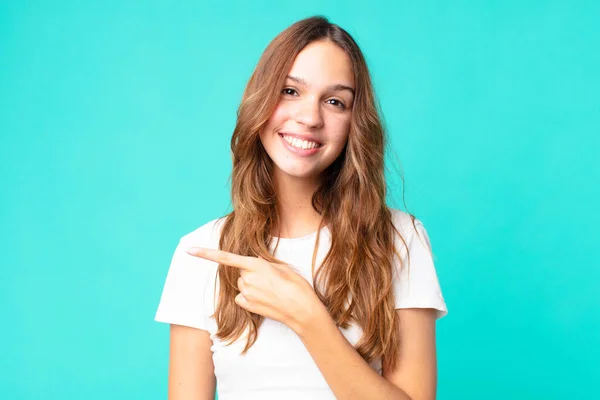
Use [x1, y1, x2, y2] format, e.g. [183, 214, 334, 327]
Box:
[213, 16, 414, 373]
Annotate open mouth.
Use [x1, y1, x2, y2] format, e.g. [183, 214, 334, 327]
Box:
[278, 133, 323, 151]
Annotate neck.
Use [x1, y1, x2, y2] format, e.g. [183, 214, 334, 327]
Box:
[273, 169, 324, 238]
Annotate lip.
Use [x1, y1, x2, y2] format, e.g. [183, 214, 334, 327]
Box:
[278, 133, 323, 156]
[279, 132, 322, 145]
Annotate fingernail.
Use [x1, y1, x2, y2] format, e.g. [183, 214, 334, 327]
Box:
[186, 247, 200, 254]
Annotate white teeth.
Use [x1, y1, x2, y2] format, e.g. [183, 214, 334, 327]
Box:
[282, 134, 320, 150]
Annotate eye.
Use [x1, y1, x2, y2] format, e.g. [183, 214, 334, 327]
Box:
[282, 87, 298, 96]
[327, 99, 346, 109]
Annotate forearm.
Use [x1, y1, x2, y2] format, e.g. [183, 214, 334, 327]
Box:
[293, 303, 411, 400]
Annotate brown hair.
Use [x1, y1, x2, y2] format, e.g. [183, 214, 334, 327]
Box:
[213, 15, 413, 373]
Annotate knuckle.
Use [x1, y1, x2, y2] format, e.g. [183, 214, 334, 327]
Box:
[240, 286, 254, 299]
[243, 275, 255, 286]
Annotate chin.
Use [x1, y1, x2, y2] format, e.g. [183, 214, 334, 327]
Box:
[283, 170, 317, 179]
[276, 165, 321, 180]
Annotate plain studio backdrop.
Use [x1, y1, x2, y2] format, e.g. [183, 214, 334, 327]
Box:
[0, 1, 598, 399]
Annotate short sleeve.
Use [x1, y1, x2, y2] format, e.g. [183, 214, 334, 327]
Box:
[392, 213, 448, 320]
[154, 227, 219, 331]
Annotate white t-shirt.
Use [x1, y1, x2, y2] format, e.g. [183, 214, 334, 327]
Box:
[155, 208, 448, 400]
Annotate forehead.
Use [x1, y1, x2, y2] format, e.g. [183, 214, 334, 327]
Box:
[287, 40, 354, 88]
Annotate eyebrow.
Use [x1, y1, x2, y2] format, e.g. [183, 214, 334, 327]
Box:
[286, 75, 355, 96]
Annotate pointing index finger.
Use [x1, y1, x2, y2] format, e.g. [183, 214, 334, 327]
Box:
[186, 247, 255, 271]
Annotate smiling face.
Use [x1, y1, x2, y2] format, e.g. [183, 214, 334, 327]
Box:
[259, 40, 355, 182]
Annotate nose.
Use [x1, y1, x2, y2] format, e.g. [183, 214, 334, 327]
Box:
[293, 97, 324, 129]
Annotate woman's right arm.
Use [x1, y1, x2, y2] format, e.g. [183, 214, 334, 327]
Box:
[168, 324, 216, 400]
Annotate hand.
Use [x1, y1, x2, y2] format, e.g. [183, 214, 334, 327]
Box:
[185, 247, 323, 333]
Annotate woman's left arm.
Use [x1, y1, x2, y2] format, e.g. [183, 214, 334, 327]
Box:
[293, 302, 438, 400]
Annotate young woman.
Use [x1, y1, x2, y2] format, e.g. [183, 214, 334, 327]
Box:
[155, 16, 448, 400]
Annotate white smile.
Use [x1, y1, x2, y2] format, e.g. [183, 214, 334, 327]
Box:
[280, 134, 322, 150]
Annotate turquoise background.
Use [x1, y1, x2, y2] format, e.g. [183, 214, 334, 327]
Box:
[1, 1, 598, 399]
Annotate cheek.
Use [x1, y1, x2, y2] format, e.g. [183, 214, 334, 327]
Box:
[327, 115, 352, 144]
[265, 103, 289, 129]
[260, 104, 285, 143]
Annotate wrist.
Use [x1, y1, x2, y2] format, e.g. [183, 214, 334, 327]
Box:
[290, 293, 330, 337]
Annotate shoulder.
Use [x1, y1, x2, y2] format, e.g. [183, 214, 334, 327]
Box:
[389, 208, 427, 238]
[155, 216, 229, 330]
[388, 208, 433, 254]
[178, 215, 228, 249]
[389, 208, 415, 230]
[388, 208, 448, 318]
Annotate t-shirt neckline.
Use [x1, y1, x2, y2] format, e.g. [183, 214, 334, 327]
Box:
[269, 225, 330, 242]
